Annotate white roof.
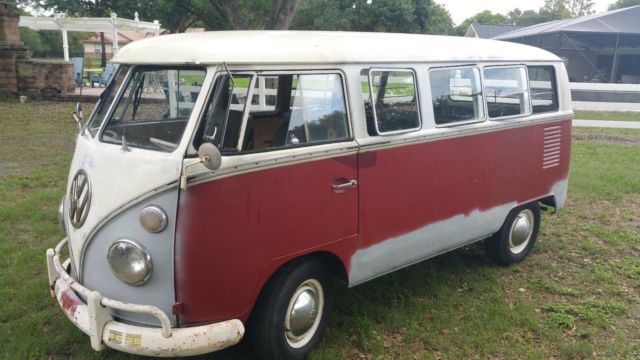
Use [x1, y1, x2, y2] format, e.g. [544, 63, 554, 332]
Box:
[112, 31, 560, 65]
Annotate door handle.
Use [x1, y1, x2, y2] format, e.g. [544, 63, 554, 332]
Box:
[332, 179, 358, 190]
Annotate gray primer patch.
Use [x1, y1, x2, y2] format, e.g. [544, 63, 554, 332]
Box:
[349, 202, 515, 286]
[550, 179, 569, 210]
[82, 189, 178, 326]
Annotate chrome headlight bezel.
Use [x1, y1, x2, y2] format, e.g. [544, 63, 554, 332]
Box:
[58, 195, 66, 234]
[107, 239, 153, 286]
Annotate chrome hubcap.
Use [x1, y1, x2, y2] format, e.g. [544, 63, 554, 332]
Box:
[508, 209, 534, 254]
[285, 279, 323, 348]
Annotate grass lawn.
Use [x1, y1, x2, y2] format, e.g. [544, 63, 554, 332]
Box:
[574, 110, 640, 122]
[0, 101, 638, 359]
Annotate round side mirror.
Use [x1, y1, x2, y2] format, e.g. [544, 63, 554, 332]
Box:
[198, 143, 222, 171]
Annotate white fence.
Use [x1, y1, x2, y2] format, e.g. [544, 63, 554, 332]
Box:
[570, 82, 640, 112]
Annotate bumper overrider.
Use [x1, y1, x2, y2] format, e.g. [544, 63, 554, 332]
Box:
[46, 238, 244, 357]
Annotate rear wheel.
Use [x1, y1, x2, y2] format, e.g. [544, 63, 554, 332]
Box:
[248, 259, 332, 360]
[486, 202, 540, 265]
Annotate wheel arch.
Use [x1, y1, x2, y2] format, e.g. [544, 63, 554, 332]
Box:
[241, 250, 348, 323]
[539, 194, 557, 211]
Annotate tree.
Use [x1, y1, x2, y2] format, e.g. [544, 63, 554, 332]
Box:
[507, 7, 562, 26]
[289, 0, 353, 31]
[456, 10, 509, 35]
[566, 0, 595, 16]
[19, 0, 151, 66]
[291, 0, 454, 35]
[504, 0, 594, 28]
[422, 2, 454, 34]
[19, 0, 302, 59]
[542, 0, 594, 17]
[608, 0, 640, 9]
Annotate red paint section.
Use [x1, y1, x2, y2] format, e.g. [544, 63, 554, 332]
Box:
[60, 289, 82, 316]
[358, 120, 571, 249]
[174, 119, 571, 325]
[175, 155, 359, 325]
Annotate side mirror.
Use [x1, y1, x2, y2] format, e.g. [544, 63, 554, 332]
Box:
[75, 102, 83, 121]
[198, 143, 222, 171]
[72, 102, 84, 132]
[180, 143, 222, 190]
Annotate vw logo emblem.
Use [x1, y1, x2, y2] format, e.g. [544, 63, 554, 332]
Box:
[69, 169, 91, 228]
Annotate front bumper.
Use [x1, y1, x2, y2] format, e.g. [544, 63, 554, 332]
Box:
[46, 238, 244, 357]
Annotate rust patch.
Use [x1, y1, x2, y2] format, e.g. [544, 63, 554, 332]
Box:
[60, 289, 82, 315]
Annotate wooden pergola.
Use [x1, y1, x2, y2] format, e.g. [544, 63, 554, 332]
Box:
[19, 12, 161, 62]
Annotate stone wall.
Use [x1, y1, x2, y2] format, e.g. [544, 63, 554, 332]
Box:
[1, 0, 75, 96]
[0, 51, 19, 93]
[17, 60, 75, 94]
[0, 0, 29, 95]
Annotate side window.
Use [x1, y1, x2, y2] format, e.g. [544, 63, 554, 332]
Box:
[528, 66, 559, 114]
[198, 74, 253, 151]
[484, 66, 530, 119]
[368, 69, 421, 134]
[199, 72, 350, 154]
[250, 76, 278, 112]
[429, 67, 484, 125]
[283, 74, 349, 147]
[360, 70, 376, 136]
[246, 73, 349, 151]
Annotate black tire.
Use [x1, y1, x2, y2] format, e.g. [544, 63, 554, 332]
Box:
[485, 202, 541, 266]
[247, 259, 332, 360]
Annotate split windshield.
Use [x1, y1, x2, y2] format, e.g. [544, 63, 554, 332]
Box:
[86, 65, 128, 136]
[100, 66, 206, 152]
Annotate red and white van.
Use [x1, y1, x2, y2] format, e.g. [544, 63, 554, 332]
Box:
[46, 31, 571, 359]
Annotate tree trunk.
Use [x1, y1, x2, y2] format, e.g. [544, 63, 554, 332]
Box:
[100, 32, 106, 68]
[269, 0, 298, 30]
[222, 0, 248, 29]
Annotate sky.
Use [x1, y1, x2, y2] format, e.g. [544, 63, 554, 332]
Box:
[443, 0, 613, 25]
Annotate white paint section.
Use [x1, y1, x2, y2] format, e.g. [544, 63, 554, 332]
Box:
[349, 178, 571, 286]
[66, 135, 183, 270]
[349, 202, 515, 286]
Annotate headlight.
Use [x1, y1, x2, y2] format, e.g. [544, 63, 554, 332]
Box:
[58, 196, 66, 233]
[107, 239, 153, 286]
[139, 205, 167, 233]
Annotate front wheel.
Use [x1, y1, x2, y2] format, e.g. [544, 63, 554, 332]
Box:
[485, 202, 541, 265]
[247, 259, 332, 360]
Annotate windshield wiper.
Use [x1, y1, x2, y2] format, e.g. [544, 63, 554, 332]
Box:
[122, 74, 145, 151]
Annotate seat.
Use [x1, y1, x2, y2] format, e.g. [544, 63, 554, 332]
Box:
[89, 63, 118, 87]
[69, 57, 84, 86]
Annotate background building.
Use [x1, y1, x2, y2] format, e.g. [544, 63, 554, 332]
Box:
[82, 31, 150, 63]
[465, 23, 521, 39]
[493, 5, 640, 84]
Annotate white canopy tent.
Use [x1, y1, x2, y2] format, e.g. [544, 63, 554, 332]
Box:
[19, 12, 161, 62]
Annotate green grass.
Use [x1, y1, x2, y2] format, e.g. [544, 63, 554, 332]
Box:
[0, 101, 639, 359]
[574, 110, 640, 122]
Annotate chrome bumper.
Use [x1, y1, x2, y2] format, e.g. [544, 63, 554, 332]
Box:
[46, 238, 244, 357]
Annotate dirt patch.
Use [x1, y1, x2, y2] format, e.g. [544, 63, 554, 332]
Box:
[573, 134, 640, 145]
